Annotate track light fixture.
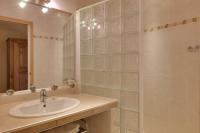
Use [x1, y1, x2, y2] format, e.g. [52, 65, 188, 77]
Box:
[18, 0, 50, 14]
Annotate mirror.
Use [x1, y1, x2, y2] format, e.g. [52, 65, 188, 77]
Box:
[0, 0, 75, 93]
[0, 21, 28, 93]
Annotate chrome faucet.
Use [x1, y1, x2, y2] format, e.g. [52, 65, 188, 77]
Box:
[40, 89, 47, 107]
[51, 85, 58, 91]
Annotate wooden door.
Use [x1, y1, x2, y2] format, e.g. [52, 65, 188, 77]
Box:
[7, 38, 28, 91]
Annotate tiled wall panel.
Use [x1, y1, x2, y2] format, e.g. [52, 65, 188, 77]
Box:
[80, 0, 140, 132]
[63, 15, 76, 80]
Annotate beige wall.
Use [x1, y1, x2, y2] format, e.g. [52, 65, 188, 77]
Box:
[142, 0, 200, 133]
[0, 23, 27, 93]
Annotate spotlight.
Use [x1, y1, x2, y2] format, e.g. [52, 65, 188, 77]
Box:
[97, 25, 101, 29]
[18, 1, 27, 8]
[81, 21, 86, 24]
[42, 7, 48, 13]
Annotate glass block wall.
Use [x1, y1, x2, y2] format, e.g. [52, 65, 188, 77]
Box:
[79, 0, 140, 132]
[63, 15, 76, 81]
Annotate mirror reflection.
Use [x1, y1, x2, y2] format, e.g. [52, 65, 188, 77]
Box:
[0, 21, 28, 93]
[0, 0, 75, 93]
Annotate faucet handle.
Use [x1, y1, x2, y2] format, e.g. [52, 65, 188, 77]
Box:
[51, 85, 58, 91]
[30, 84, 36, 93]
[63, 78, 68, 84]
[63, 78, 76, 88]
[67, 79, 76, 88]
[6, 89, 15, 96]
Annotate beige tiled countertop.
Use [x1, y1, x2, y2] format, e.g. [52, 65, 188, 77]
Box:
[0, 93, 118, 133]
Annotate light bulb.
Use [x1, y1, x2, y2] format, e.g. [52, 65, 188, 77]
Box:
[94, 22, 97, 26]
[81, 21, 86, 24]
[97, 25, 101, 29]
[18, 1, 27, 8]
[42, 7, 48, 13]
[44, 3, 51, 8]
[88, 27, 91, 30]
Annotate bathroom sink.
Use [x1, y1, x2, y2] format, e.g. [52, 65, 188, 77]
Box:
[9, 97, 80, 118]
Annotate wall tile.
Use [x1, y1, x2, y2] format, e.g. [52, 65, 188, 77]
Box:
[80, 7, 92, 22]
[80, 27, 92, 40]
[105, 0, 121, 20]
[104, 72, 121, 90]
[121, 0, 139, 16]
[122, 33, 139, 53]
[93, 3, 105, 20]
[122, 54, 139, 72]
[122, 73, 139, 92]
[106, 19, 121, 36]
[106, 35, 121, 54]
[81, 70, 95, 85]
[93, 21, 105, 38]
[105, 55, 121, 71]
[121, 109, 139, 131]
[93, 71, 106, 87]
[80, 0, 140, 132]
[121, 91, 139, 112]
[94, 55, 105, 70]
[80, 40, 92, 55]
[93, 38, 106, 54]
[81, 56, 94, 69]
[122, 14, 139, 33]
[111, 125, 120, 133]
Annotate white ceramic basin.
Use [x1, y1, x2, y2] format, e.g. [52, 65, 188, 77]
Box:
[9, 97, 80, 118]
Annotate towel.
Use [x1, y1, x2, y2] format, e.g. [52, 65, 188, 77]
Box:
[43, 123, 80, 133]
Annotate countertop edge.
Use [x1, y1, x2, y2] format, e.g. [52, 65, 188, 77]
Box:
[1, 96, 118, 133]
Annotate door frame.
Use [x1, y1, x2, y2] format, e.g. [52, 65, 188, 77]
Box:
[0, 16, 34, 86]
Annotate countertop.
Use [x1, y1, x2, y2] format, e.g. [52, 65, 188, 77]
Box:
[0, 93, 118, 133]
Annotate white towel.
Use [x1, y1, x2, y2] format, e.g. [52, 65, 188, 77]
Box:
[44, 123, 80, 133]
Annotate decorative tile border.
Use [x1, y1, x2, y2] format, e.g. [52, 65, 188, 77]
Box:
[144, 17, 200, 32]
[33, 35, 63, 41]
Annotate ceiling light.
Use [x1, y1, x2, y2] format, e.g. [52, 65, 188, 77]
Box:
[81, 21, 86, 24]
[97, 25, 101, 29]
[42, 7, 48, 13]
[18, 1, 27, 8]
[44, 3, 51, 8]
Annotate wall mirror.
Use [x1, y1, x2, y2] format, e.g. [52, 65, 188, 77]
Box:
[0, 0, 76, 93]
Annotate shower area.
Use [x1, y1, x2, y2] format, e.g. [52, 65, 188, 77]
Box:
[79, 0, 140, 133]
[63, 0, 200, 133]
